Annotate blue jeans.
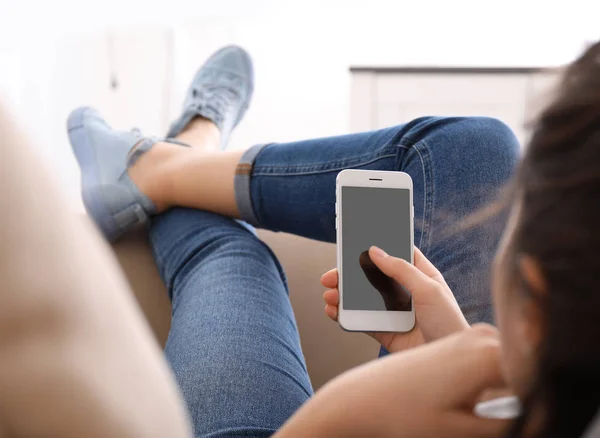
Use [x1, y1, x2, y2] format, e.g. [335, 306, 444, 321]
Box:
[149, 117, 520, 437]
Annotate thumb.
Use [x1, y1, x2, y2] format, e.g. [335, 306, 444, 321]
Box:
[368, 246, 438, 297]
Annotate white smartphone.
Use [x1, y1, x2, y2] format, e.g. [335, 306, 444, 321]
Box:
[336, 169, 415, 332]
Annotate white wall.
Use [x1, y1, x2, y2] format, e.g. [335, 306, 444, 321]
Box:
[1, 0, 599, 206]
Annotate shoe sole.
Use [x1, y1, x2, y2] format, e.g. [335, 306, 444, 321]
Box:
[67, 108, 120, 241]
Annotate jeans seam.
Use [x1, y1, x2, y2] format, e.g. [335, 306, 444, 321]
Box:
[252, 147, 404, 176]
[260, 239, 289, 292]
[409, 140, 434, 252]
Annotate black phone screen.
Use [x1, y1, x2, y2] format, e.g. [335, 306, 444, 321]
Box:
[341, 186, 412, 311]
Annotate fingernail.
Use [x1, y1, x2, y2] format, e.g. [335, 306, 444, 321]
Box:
[370, 246, 388, 258]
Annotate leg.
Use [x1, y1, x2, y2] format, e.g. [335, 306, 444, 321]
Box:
[149, 208, 313, 437]
[68, 46, 311, 436]
[242, 117, 520, 324]
[151, 52, 312, 435]
[133, 117, 519, 323]
[68, 46, 518, 325]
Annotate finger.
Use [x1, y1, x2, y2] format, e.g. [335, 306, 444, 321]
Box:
[323, 289, 339, 306]
[320, 269, 338, 288]
[324, 304, 338, 321]
[413, 247, 445, 282]
[368, 246, 438, 296]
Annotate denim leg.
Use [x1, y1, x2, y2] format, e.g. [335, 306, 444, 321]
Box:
[236, 117, 520, 324]
[149, 209, 312, 437]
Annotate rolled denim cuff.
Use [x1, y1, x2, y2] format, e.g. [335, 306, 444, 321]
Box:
[234, 143, 270, 226]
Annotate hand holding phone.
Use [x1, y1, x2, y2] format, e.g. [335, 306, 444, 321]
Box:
[323, 246, 471, 354]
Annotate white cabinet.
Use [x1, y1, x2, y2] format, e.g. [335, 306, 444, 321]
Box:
[350, 67, 561, 145]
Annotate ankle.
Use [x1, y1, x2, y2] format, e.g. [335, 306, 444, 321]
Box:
[175, 117, 220, 150]
[128, 142, 188, 212]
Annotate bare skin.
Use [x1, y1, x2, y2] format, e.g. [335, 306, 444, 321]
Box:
[128, 117, 243, 215]
[321, 246, 469, 353]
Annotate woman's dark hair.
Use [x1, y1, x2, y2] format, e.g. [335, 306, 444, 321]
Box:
[508, 40, 600, 438]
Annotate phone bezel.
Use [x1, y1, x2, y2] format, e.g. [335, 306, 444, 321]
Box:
[336, 169, 415, 333]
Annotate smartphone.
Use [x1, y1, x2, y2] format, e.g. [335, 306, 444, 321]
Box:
[336, 169, 415, 332]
